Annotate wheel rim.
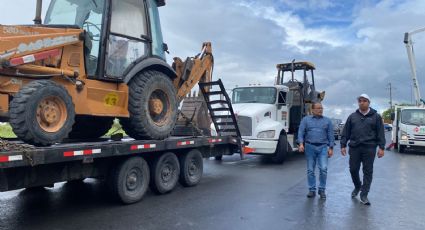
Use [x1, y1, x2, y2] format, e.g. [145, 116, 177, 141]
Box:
[126, 168, 142, 192]
[188, 158, 200, 178]
[161, 162, 175, 183]
[148, 89, 171, 126]
[160, 157, 177, 185]
[36, 96, 68, 132]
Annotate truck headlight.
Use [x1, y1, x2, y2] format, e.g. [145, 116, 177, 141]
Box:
[257, 130, 275, 138]
[401, 131, 408, 140]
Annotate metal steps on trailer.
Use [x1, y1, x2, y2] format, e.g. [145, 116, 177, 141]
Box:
[199, 79, 241, 138]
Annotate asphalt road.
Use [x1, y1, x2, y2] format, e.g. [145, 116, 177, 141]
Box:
[1, 132, 424, 230]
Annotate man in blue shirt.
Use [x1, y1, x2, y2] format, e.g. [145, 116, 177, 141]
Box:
[298, 102, 334, 199]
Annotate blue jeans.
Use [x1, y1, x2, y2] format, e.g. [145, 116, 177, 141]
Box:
[305, 143, 328, 192]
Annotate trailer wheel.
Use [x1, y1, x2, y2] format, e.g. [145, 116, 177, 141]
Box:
[120, 70, 177, 140]
[271, 135, 289, 164]
[179, 149, 203, 187]
[111, 157, 150, 204]
[150, 152, 180, 194]
[9, 80, 75, 146]
[68, 115, 114, 139]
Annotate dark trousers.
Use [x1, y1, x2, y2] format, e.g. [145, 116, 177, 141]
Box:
[349, 145, 376, 194]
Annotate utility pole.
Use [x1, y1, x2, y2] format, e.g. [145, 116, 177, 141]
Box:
[386, 83, 394, 110]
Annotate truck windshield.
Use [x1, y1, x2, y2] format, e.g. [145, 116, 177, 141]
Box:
[45, 0, 104, 28]
[232, 87, 276, 104]
[401, 109, 425, 126]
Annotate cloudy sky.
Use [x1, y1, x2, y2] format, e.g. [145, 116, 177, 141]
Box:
[1, 0, 425, 120]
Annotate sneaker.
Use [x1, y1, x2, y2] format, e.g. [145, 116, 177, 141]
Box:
[318, 190, 326, 200]
[360, 193, 371, 205]
[351, 188, 360, 198]
[307, 191, 316, 198]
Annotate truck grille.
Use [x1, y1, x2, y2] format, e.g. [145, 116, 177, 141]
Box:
[413, 134, 425, 141]
[237, 116, 252, 136]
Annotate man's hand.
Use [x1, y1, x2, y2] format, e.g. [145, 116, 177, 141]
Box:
[299, 143, 305, 153]
[328, 148, 333, 158]
[341, 147, 347, 156]
[377, 148, 385, 158]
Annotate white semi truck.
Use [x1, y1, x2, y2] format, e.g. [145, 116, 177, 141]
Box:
[231, 61, 325, 163]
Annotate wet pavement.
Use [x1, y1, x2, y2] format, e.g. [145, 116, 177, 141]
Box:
[0, 132, 424, 230]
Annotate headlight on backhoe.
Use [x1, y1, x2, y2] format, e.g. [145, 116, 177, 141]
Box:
[401, 131, 408, 140]
[257, 130, 275, 138]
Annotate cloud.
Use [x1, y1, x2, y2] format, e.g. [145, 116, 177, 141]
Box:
[161, 0, 425, 119]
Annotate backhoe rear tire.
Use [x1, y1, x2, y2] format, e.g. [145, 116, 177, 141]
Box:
[9, 80, 75, 146]
[120, 70, 177, 140]
[68, 115, 114, 139]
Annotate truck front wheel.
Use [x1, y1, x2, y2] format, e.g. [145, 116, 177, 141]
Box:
[397, 143, 406, 153]
[271, 135, 289, 164]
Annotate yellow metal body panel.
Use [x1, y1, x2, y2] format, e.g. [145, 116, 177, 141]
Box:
[0, 25, 130, 118]
[0, 93, 8, 114]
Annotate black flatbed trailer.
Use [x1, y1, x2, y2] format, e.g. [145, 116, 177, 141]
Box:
[0, 135, 240, 204]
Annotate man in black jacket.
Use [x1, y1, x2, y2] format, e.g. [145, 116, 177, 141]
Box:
[340, 94, 385, 205]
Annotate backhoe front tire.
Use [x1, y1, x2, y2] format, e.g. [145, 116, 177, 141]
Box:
[68, 115, 114, 139]
[9, 80, 75, 146]
[120, 70, 177, 140]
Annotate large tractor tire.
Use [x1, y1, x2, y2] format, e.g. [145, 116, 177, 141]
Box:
[120, 70, 177, 140]
[9, 80, 75, 146]
[68, 115, 114, 139]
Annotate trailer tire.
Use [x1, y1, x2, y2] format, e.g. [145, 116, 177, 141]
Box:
[9, 80, 75, 146]
[271, 135, 289, 164]
[111, 157, 150, 204]
[68, 115, 114, 139]
[150, 152, 180, 194]
[120, 70, 177, 140]
[179, 149, 203, 187]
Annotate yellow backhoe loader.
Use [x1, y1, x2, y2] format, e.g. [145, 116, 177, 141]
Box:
[0, 0, 213, 146]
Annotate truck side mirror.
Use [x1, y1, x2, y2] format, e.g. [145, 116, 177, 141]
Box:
[163, 43, 169, 54]
[390, 112, 395, 121]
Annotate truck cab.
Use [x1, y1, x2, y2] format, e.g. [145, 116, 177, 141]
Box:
[392, 106, 425, 152]
[231, 61, 325, 163]
[232, 85, 291, 155]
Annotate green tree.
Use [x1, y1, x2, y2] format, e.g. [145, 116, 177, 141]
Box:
[382, 103, 414, 123]
[382, 108, 393, 122]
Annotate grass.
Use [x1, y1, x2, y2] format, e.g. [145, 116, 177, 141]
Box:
[0, 119, 127, 139]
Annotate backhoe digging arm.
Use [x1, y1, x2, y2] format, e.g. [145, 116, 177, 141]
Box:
[172, 42, 213, 102]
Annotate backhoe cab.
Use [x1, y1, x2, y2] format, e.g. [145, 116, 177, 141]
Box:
[0, 0, 212, 146]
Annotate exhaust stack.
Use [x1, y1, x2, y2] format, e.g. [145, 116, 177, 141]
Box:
[34, 0, 42, 24]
